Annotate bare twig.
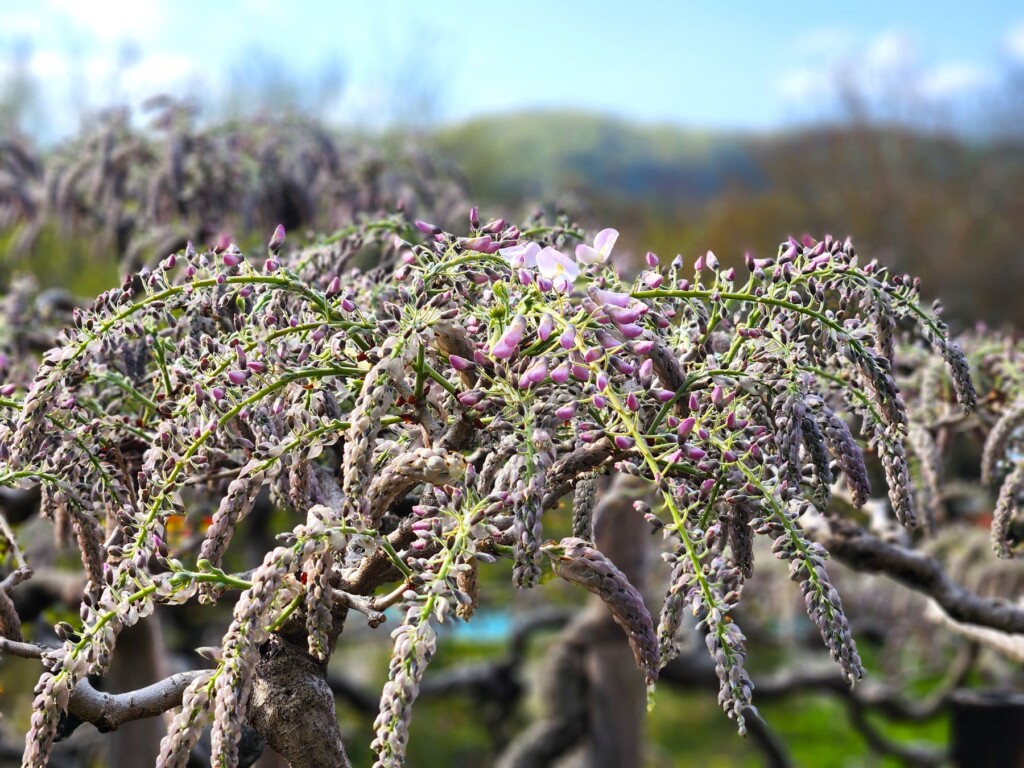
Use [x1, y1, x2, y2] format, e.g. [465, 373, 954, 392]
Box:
[332, 589, 387, 627]
[0, 510, 29, 570]
[542, 439, 615, 509]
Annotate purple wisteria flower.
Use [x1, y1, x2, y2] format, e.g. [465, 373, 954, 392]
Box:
[575, 228, 619, 265]
[536, 246, 579, 285]
[500, 242, 540, 269]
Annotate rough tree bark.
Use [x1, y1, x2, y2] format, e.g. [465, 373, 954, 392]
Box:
[498, 474, 651, 768]
[248, 636, 350, 768]
[580, 475, 650, 768]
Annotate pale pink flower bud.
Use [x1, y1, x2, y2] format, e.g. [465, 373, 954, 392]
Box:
[559, 325, 577, 349]
[538, 313, 555, 341]
[268, 224, 286, 252]
[449, 355, 475, 372]
[550, 361, 571, 384]
[556, 402, 577, 420]
[641, 271, 664, 289]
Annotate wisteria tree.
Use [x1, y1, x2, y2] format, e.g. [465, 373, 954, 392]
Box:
[6, 206, 1024, 768]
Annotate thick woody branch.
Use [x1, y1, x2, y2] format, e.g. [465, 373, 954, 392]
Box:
[542, 439, 614, 508]
[812, 519, 1024, 634]
[249, 636, 351, 768]
[0, 637, 204, 735]
[338, 519, 417, 594]
[66, 672, 206, 733]
[0, 636, 48, 658]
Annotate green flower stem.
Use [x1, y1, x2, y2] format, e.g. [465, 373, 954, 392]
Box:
[737, 463, 839, 620]
[268, 591, 305, 633]
[173, 567, 253, 591]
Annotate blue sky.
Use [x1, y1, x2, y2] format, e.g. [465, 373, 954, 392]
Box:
[1, 0, 1022, 137]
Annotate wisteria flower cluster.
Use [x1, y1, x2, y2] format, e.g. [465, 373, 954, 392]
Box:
[908, 331, 1024, 556]
[0, 99, 467, 271]
[0, 208, 975, 766]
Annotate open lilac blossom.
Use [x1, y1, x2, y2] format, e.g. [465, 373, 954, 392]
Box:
[500, 242, 540, 269]
[576, 228, 619, 265]
[536, 246, 579, 285]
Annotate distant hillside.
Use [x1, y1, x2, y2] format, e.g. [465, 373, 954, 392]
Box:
[432, 110, 760, 206]
[429, 110, 1024, 329]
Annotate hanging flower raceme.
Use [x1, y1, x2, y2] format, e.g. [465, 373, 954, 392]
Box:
[0, 210, 978, 767]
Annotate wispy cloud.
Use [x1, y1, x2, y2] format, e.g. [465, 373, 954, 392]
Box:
[791, 26, 858, 59]
[778, 27, 995, 115]
[918, 63, 994, 99]
[1005, 21, 1024, 62]
[44, 0, 173, 43]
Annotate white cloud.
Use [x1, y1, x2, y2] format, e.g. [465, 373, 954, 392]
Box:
[778, 28, 994, 112]
[1005, 21, 1024, 62]
[792, 26, 857, 59]
[864, 30, 918, 74]
[778, 69, 832, 102]
[919, 63, 993, 99]
[44, 0, 172, 43]
[2, 45, 204, 139]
